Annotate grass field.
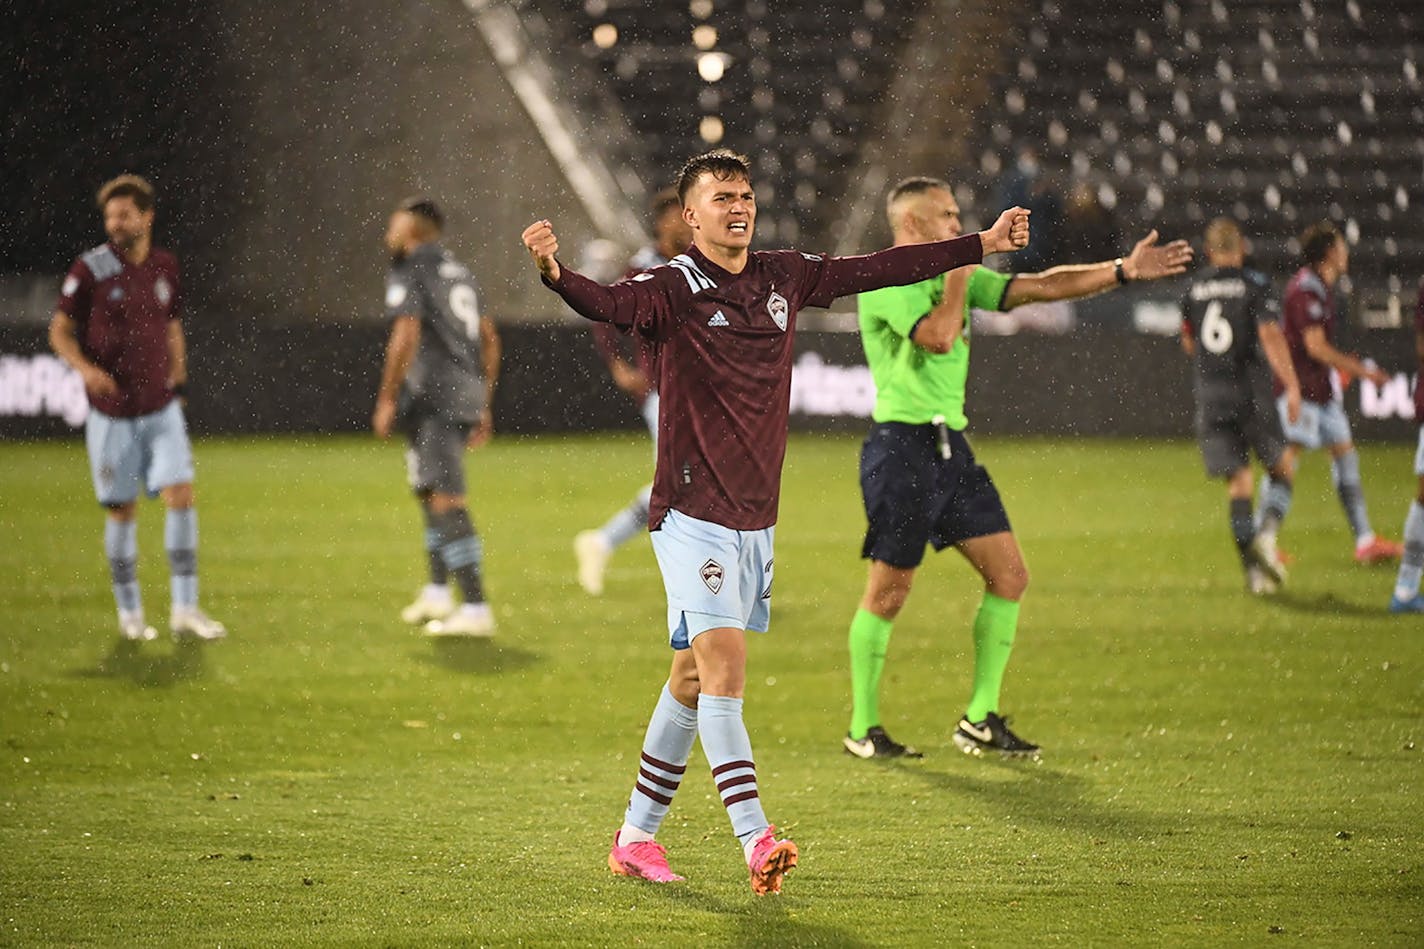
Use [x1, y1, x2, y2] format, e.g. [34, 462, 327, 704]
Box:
[1, 433, 1420, 946]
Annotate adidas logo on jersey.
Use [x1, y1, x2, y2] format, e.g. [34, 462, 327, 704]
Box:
[708, 309, 730, 327]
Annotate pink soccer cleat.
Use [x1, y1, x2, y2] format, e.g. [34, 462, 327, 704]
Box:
[746, 825, 798, 895]
[1356, 537, 1404, 565]
[607, 832, 684, 883]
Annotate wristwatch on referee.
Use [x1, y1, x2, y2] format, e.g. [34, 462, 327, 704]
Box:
[1114, 257, 1129, 284]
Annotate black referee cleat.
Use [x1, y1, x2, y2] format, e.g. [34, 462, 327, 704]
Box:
[952, 712, 1041, 760]
[843, 726, 923, 759]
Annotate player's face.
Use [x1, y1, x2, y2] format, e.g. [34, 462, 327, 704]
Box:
[103, 197, 152, 251]
[912, 188, 961, 243]
[684, 173, 755, 253]
[1330, 235, 1349, 274]
[385, 211, 417, 261]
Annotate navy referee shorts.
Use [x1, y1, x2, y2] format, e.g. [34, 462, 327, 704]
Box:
[859, 421, 1012, 569]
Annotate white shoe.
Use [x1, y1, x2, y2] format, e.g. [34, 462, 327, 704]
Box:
[171, 606, 227, 641]
[1249, 532, 1287, 585]
[401, 585, 455, 625]
[575, 530, 611, 595]
[118, 611, 157, 642]
[1246, 565, 1279, 596]
[424, 603, 495, 638]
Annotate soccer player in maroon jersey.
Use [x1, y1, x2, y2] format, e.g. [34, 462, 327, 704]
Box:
[49, 174, 226, 643]
[1255, 221, 1401, 566]
[522, 149, 1029, 893]
[573, 188, 692, 596]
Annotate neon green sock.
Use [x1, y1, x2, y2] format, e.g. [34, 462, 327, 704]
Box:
[964, 592, 1021, 723]
[848, 608, 894, 739]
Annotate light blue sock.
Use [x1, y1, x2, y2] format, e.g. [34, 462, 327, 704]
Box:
[622, 684, 698, 836]
[1331, 451, 1372, 542]
[601, 484, 652, 550]
[165, 508, 198, 609]
[697, 694, 769, 848]
[104, 519, 141, 614]
[1257, 476, 1294, 536]
[1394, 501, 1424, 600]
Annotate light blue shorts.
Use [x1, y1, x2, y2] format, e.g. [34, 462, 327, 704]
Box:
[650, 508, 775, 649]
[1278, 395, 1352, 451]
[1414, 426, 1424, 477]
[85, 401, 195, 505]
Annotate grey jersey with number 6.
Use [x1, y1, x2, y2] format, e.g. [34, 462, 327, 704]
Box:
[385, 242, 485, 423]
[1181, 265, 1278, 405]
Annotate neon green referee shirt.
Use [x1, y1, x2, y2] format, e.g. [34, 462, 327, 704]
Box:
[857, 265, 1014, 429]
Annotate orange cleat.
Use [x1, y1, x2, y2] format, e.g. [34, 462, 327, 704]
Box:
[1356, 537, 1404, 565]
[747, 825, 798, 895]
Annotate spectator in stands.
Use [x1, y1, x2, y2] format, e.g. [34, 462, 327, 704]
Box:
[995, 146, 1062, 271]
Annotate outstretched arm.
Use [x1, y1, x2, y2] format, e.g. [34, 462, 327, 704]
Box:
[522, 219, 668, 331]
[1003, 230, 1193, 309]
[1301, 324, 1388, 386]
[817, 207, 1029, 303]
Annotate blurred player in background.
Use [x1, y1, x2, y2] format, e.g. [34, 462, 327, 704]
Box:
[49, 174, 226, 643]
[374, 197, 502, 637]
[1254, 222, 1400, 566]
[1388, 277, 1424, 613]
[841, 177, 1191, 761]
[1180, 218, 1299, 595]
[523, 150, 1029, 894]
[574, 188, 691, 595]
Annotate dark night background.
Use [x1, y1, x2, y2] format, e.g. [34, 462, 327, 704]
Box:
[3, 1, 237, 302]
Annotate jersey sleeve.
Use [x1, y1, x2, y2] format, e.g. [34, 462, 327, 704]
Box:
[1247, 271, 1280, 325]
[1286, 281, 1329, 326]
[384, 265, 419, 322]
[795, 233, 985, 308]
[544, 262, 683, 341]
[857, 281, 938, 338]
[55, 259, 94, 320]
[965, 266, 1013, 312]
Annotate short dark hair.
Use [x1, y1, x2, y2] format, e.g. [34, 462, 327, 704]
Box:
[97, 174, 155, 212]
[649, 186, 681, 224]
[887, 176, 952, 206]
[675, 149, 751, 205]
[1300, 221, 1341, 267]
[885, 177, 953, 228]
[397, 196, 444, 233]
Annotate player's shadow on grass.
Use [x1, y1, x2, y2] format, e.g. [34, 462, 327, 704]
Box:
[909, 760, 1162, 840]
[413, 639, 541, 675]
[1268, 590, 1383, 617]
[640, 885, 873, 949]
[74, 638, 207, 688]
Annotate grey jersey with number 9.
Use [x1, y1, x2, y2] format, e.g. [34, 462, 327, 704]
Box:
[385, 242, 485, 423]
[1181, 265, 1278, 404]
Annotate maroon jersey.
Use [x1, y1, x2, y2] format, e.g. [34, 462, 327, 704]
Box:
[545, 234, 984, 531]
[1414, 278, 1424, 423]
[1278, 265, 1336, 404]
[56, 242, 182, 418]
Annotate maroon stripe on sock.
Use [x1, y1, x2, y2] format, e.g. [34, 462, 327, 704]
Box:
[710, 759, 755, 778]
[638, 767, 682, 791]
[634, 782, 673, 806]
[722, 789, 760, 808]
[641, 752, 687, 775]
[716, 773, 757, 794]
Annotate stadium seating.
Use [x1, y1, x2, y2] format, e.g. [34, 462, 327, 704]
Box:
[521, 0, 928, 244]
[971, 0, 1424, 304]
